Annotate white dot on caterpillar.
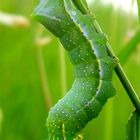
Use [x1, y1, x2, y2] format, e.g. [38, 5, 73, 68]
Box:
[81, 58, 87, 63]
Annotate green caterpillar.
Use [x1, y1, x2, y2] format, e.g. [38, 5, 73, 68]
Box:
[33, 0, 116, 139]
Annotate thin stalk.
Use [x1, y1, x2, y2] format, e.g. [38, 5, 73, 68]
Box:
[36, 46, 52, 110]
[73, 0, 140, 113]
[35, 26, 53, 110]
[137, 0, 140, 23]
[0, 108, 3, 136]
[115, 63, 140, 112]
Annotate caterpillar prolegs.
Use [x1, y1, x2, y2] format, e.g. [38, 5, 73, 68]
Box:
[33, 0, 116, 139]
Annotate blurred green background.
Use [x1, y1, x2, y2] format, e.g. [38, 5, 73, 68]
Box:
[0, 0, 140, 140]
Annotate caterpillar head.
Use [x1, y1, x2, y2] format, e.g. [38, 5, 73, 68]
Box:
[32, 0, 73, 37]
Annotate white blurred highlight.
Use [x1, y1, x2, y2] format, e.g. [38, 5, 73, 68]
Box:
[0, 12, 30, 28]
[87, 0, 138, 15]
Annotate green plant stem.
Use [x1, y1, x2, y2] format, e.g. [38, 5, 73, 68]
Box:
[73, 0, 140, 114]
[115, 63, 140, 112]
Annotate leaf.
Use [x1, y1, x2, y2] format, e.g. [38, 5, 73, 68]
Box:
[126, 110, 140, 140]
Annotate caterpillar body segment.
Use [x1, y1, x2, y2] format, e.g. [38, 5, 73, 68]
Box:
[33, 0, 116, 139]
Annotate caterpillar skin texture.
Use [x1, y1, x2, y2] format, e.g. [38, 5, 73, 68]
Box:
[33, 0, 116, 139]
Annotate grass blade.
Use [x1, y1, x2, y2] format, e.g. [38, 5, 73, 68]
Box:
[118, 30, 140, 65]
[126, 110, 140, 140]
